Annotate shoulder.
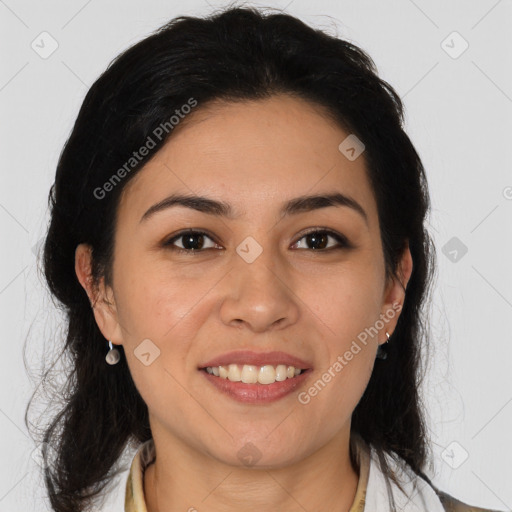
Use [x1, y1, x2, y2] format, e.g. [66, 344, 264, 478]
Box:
[363, 437, 507, 512]
[434, 486, 506, 512]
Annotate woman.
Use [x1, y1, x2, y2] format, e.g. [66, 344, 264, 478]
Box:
[29, 5, 505, 512]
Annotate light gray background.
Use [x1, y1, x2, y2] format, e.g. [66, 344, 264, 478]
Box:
[1, 0, 511, 511]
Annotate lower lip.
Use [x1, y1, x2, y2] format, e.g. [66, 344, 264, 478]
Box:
[200, 369, 312, 404]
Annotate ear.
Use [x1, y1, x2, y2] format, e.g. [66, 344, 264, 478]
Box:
[378, 241, 413, 344]
[74, 243, 123, 346]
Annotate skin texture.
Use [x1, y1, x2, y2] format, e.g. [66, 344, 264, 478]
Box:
[75, 94, 413, 512]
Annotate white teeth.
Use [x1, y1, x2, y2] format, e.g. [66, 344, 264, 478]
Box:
[228, 364, 241, 382]
[275, 364, 287, 381]
[241, 365, 258, 384]
[258, 365, 276, 384]
[205, 363, 304, 384]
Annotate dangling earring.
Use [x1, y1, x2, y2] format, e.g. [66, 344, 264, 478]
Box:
[376, 331, 390, 360]
[105, 340, 120, 365]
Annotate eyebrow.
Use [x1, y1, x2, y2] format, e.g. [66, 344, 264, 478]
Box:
[140, 192, 369, 226]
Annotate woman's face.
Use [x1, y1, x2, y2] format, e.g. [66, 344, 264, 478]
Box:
[77, 94, 411, 468]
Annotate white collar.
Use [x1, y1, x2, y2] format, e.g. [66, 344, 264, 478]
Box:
[365, 444, 446, 511]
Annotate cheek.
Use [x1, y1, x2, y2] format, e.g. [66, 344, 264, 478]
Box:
[306, 264, 383, 339]
[113, 260, 218, 403]
[305, 336, 375, 430]
[300, 266, 381, 405]
[113, 254, 216, 340]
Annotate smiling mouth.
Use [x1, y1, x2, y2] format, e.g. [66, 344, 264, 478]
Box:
[200, 363, 307, 385]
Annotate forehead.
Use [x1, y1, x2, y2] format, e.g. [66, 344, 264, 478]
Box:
[118, 94, 378, 227]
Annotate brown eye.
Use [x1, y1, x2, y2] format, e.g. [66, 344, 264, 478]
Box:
[292, 229, 350, 251]
[164, 230, 219, 253]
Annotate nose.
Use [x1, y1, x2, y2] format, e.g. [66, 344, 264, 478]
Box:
[219, 244, 300, 333]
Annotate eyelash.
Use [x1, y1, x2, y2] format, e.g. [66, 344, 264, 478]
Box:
[163, 228, 352, 255]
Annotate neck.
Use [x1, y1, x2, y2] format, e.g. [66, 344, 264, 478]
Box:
[143, 424, 360, 512]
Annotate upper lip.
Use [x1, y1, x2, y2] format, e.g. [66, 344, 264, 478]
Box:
[199, 350, 313, 369]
